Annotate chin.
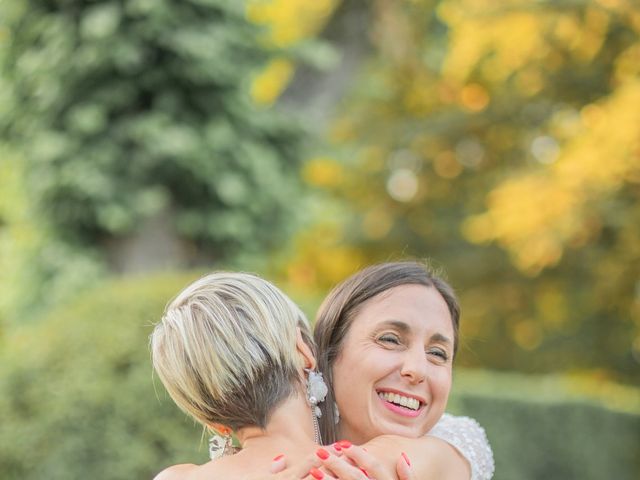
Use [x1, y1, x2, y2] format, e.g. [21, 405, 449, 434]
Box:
[379, 421, 423, 439]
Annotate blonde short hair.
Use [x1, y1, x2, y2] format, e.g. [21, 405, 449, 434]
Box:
[151, 272, 313, 430]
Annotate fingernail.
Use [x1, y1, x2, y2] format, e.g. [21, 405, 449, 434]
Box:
[316, 448, 330, 460]
[332, 442, 342, 452]
[401, 452, 411, 466]
[310, 467, 324, 479]
[337, 440, 352, 449]
[273, 454, 284, 461]
[360, 468, 370, 478]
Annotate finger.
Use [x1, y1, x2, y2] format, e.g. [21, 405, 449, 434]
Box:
[271, 454, 320, 479]
[328, 442, 345, 457]
[316, 447, 368, 480]
[395, 453, 413, 480]
[338, 442, 393, 479]
[309, 466, 338, 480]
[286, 455, 321, 479]
[270, 454, 287, 474]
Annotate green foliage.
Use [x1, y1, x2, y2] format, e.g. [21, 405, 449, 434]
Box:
[1, 272, 638, 479]
[450, 370, 640, 480]
[0, 272, 207, 479]
[0, 0, 305, 257]
[0, 147, 106, 325]
[0, 0, 309, 325]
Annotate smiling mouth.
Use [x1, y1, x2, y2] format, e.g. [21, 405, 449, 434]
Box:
[377, 391, 423, 411]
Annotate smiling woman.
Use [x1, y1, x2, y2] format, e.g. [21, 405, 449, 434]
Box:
[314, 261, 494, 480]
[332, 284, 455, 443]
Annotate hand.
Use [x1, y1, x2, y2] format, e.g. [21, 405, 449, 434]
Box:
[311, 442, 413, 480]
[245, 453, 320, 480]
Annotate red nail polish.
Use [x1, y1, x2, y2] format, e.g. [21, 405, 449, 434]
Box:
[310, 467, 324, 479]
[360, 468, 370, 478]
[316, 448, 330, 460]
[401, 452, 411, 466]
[337, 440, 352, 448]
[273, 454, 284, 461]
[332, 442, 342, 452]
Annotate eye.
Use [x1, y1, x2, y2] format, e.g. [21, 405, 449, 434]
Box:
[377, 333, 401, 345]
[427, 348, 449, 362]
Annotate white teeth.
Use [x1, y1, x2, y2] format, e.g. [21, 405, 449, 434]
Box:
[378, 392, 421, 411]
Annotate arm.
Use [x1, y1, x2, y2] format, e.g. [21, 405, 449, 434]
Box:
[428, 414, 495, 480]
[361, 435, 470, 480]
[361, 413, 494, 480]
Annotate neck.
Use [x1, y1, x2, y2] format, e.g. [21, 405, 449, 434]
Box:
[235, 390, 320, 455]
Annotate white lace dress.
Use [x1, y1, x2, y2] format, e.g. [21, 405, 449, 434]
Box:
[427, 413, 495, 480]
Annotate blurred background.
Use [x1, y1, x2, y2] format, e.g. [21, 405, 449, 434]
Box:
[0, 0, 639, 478]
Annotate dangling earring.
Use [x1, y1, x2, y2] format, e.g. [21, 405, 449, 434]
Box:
[208, 424, 235, 460]
[305, 369, 328, 418]
[305, 369, 328, 444]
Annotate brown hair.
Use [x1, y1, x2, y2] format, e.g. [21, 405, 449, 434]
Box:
[313, 261, 460, 443]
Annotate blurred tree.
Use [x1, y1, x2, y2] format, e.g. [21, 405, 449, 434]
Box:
[0, 0, 308, 322]
[283, 0, 640, 383]
[0, 273, 205, 479]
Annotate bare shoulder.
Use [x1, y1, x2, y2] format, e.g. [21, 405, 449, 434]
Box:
[363, 435, 471, 480]
[153, 463, 198, 480]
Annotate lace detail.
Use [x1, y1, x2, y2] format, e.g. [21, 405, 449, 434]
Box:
[428, 413, 495, 480]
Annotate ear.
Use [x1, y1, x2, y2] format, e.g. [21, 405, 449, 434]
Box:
[295, 327, 317, 370]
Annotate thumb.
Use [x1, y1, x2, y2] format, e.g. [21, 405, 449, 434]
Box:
[396, 452, 413, 480]
[270, 454, 287, 474]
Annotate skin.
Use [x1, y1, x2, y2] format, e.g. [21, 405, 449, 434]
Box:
[153, 332, 414, 480]
[155, 286, 471, 479]
[318, 284, 471, 480]
[332, 284, 455, 444]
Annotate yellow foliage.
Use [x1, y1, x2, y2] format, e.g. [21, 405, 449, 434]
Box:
[433, 150, 463, 179]
[537, 285, 569, 331]
[302, 156, 345, 187]
[362, 208, 393, 240]
[246, 0, 339, 104]
[614, 42, 640, 84]
[438, 0, 619, 85]
[511, 319, 543, 350]
[285, 223, 367, 292]
[250, 57, 294, 105]
[439, 4, 549, 83]
[247, 0, 338, 47]
[463, 81, 640, 273]
[458, 83, 490, 111]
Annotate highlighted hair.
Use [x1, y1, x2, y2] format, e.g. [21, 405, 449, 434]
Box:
[151, 272, 313, 431]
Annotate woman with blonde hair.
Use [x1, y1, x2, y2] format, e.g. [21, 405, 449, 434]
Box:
[151, 271, 413, 479]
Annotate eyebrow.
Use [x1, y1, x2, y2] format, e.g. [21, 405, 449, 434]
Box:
[377, 320, 411, 334]
[429, 332, 453, 346]
[377, 320, 453, 346]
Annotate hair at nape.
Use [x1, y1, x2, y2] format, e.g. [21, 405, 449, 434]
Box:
[151, 271, 314, 431]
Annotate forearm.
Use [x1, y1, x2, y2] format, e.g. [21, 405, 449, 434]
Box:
[361, 435, 471, 480]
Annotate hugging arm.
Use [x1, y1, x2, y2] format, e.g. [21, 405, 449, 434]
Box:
[361, 414, 494, 480]
[427, 414, 495, 480]
[361, 435, 470, 480]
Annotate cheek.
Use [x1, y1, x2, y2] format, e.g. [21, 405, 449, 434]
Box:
[431, 366, 453, 400]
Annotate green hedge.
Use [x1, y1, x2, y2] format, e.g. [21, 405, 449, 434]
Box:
[448, 371, 640, 480]
[0, 272, 208, 479]
[0, 272, 638, 479]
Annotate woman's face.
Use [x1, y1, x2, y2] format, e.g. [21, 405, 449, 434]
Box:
[332, 284, 454, 444]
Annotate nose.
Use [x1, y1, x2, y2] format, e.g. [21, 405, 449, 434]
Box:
[399, 344, 427, 384]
